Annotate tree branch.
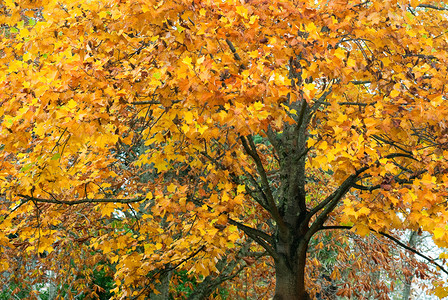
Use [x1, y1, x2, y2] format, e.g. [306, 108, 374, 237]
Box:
[200, 151, 271, 212]
[265, 126, 282, 159]
[225, 38, 246, 69]
[320, 226, 448, 276]
[131, 100, 182, 105]
[227, 218, 277, 260]
[16, 194, 145, 205]
[371, 135, 413, 155]
[418, 4, 448, 11]
[241, 169, 271, 211]
[306, 166, 369, 240]
[225, 38, 241, 61]
[352, 169, 427, 192]
[228, 218, 273, 244]
[306, 174, 359, 240]
[313, 100, 370, 107]
[240, 136, 288, 239]
[350, 80, 371, 85]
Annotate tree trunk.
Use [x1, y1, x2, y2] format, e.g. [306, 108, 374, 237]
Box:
[273, 240, 311, 300]
[149, 270, 172, 300]
[402, 231, 418, 300]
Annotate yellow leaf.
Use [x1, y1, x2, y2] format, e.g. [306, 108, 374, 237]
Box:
[353, 224, 370, 236]
[236, 6, 248, 19]
[184, 111, 194, 123]
[303, 83, 315, 99]
[319, 141, 328, 151]
[197, 124, 208, 134]
[182, 56, 192, 67]
[431, 95, 443, 107]
[346, 58, 356, 67]
[390, 90, 399, 98]
[249, 15, 259, 24]
[228, 225, 237, 232]
[101, 204, 115, 217]
[253, 101, 264, 110]
[98, 11, 108, 19]
[434, 227, 445, 240]
[307, 139, 317, 147]
[357, 207, 370, 216]
[334, 48, 346, 60]
[249, 50, 259, 59]
[0, 261, 9, 272]
[228, 232, 240, 241]
[305, 22, 318, 37]
[67, 99, 77, 110]
[234, 194, 244, 205]
[23, 52, 32, 61]
[167, 183, 176, 193]
[237, 185, 245, 194]
[433, 286, 448, 298]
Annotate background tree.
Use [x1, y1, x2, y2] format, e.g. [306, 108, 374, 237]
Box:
[2, 0, 448, 299]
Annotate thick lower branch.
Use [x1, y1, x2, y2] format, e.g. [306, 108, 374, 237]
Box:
[228, 218, 273, 244]
[228, 217, 277, 260]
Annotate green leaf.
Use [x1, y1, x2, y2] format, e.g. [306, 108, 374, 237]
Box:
[176, 25, 184, 33]
[20, 163, 34, 172]
[51, 153, 61, 160]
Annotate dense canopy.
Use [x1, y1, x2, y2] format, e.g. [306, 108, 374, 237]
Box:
[2, 0, 448, 299]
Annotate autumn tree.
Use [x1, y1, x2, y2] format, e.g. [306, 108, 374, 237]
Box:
[2, 0, 448, 299]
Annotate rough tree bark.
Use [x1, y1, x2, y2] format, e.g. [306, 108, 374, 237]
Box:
[273, 241, 311, 300]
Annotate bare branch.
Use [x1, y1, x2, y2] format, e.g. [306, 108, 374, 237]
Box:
[228, 218, 278, 260]
[371, 135, 414, 155]
[418, 4, 448, 11]
[131, 100, 181, 105]
[225, 39, 241, 61]
[240, 136, 288, 239]
[228, 218, 273, 244]
[17, 194, 145, 205]
[350, 80, 371, 85]
[265, 126, 282, 158]
[309, 152, 418, 222]
[306, 173, 361, 240]
[1, 199, 28, 223]
[314, 100, 370, 107]
[320, 226, 448, 276]
[352, 169, 427, 192]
